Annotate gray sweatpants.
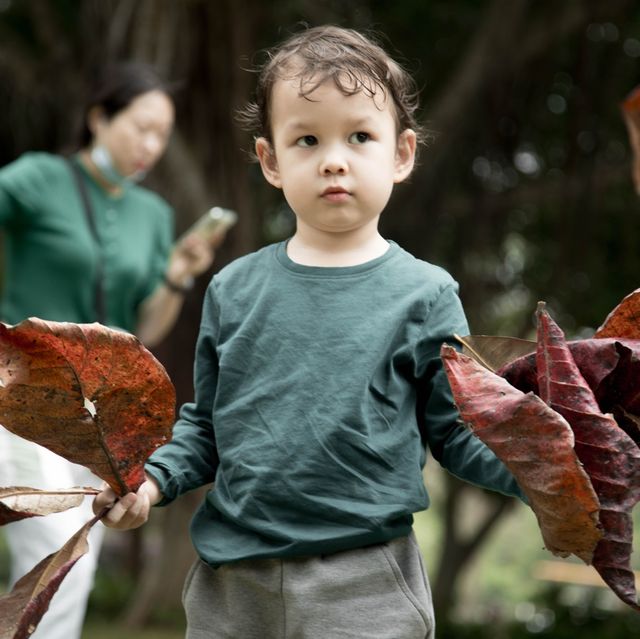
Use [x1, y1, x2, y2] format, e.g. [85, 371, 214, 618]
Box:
[182, 532, 435, 639]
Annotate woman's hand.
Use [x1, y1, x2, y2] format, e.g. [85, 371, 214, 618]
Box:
[171, 235, 214, 279]
[93, 476, 163, 530]
[136, 220, 230, 347]
[166, 225, 230, 285]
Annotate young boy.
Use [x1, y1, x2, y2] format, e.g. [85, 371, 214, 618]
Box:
[96, 25, 525, 639]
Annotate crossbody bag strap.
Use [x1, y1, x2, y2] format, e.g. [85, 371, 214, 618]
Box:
[67, 158, 107, 325]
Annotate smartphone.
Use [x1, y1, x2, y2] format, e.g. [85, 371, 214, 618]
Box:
[181, 207, 238, 243]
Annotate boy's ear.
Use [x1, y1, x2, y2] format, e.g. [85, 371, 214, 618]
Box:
[255, 137, 282, 189]
[393, 129, 417, 183]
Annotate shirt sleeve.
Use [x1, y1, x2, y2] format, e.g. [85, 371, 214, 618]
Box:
[145, 281, 221, 503]
[416, 283, 527, 502]
[0, 154, 42, 228]
[0, 182, 14, 223]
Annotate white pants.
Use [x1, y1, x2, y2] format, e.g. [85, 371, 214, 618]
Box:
[0, 427, 104, 639]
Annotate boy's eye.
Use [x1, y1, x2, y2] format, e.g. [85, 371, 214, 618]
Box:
[349, 132, 370, 144]
[296, 135, 318, 147]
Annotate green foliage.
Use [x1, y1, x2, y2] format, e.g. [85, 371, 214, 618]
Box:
[86, 561, 185, 628]
[435, 585, 640, 638]
[86, 567, 139, 620]
[0, 530, 9, 589]
[82, 620, 184, 639]
[369, 3, 640, 337]
[1, 1, 639, 335]
[415, 464, 640, 634]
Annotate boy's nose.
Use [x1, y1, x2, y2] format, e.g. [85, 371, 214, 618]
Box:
[319, 149, 348, 175]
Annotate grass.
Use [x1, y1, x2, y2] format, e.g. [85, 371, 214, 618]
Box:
[82, 622, 184, 639]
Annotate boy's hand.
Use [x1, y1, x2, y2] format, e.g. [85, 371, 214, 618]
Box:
[92, 476, 163, 530]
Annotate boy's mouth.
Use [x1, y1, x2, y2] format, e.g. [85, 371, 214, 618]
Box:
[321, 186, 350, 203]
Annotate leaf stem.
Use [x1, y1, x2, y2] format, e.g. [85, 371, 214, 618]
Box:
[453, 334, 496, 371]
[93, 506, 112, 524]
[1, 487, 100, 497]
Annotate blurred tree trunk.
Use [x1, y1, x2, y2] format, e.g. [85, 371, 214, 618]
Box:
[86, 0, 263, 626]
[119, 490, 204, 626]
[432, 476, 516, 619]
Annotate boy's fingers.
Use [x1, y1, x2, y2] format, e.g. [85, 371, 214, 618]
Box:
[102, 492, 136, 523]
[100, 492, 150, 530]
[92, 486, 117, 514]
[119, 493, 150, 529]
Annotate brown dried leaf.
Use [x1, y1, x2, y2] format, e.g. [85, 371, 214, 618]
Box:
[441, 344, 602, 563]
[0, 319, 175, 495]
[455, 334, 535, 372]
[0, 487, 98, 525]
[595, 289, 640, 339]
[0, 515, 98, 639]
[536, 303, 640, 610]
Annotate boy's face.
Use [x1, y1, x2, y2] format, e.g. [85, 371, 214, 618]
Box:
[256, 76, 416, 237]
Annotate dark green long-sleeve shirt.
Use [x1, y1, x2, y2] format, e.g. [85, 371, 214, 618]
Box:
[146, 241, 523, 566]
[0, 152, 172, 330]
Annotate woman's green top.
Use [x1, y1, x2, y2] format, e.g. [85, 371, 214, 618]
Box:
[0, 152, 173, 331]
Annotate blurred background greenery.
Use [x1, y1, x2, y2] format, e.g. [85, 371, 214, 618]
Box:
[0, 0, 639, 637]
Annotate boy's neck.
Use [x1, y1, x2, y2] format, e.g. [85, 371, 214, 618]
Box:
[287, 224, 389, 267]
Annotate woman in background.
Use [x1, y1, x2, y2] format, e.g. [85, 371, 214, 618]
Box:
[0, 62, 221, 639]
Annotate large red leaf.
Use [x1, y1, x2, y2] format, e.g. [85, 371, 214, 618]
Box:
[441, 344, 602, 563]
[487, 337, 636, 396]
[0, 515, 98, 639]
[500, 338, 640, 447]
[0, 487, 98, 525]
[585, 338, 640, 411]
[0, 319, 175, 495]
[579, 340, 640, 449]
[536, 304, 640, 610]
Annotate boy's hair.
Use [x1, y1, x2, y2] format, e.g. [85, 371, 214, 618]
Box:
[238, 25, 424, 151]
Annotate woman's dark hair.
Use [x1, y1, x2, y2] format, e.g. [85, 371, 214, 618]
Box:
[78, 61, 173, 147]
